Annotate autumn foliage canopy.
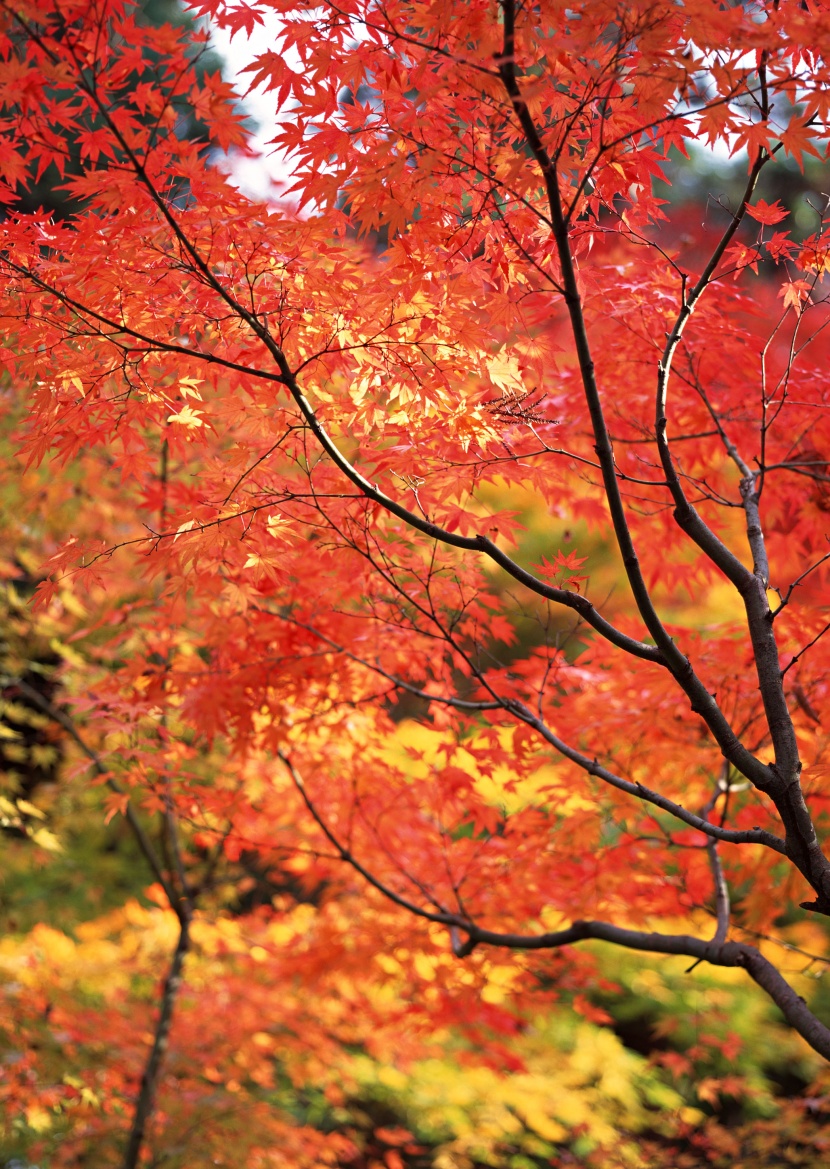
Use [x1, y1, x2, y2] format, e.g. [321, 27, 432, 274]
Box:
[5, 0, 830, 1160]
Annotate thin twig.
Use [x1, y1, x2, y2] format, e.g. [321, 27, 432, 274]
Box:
[8, 677, 179, 910]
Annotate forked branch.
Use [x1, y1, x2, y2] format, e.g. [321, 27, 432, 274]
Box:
[279, 751, 830, 1061]
[273, 613, 785, 854]
[495, 0, 830, 913]
[6, 679, 195, 1169]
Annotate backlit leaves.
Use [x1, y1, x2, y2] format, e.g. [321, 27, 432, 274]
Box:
[3, 0, 830, 1160]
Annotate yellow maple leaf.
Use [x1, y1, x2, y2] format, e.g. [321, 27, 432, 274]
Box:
[167, 404, 205, 428]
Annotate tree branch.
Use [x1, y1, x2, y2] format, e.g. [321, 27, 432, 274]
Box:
[494, 0, 774, 795]
[273, 615, 785, 853]
[6, 677, 195, 1168]
[8, 677, 180, 912]
[706, 837, 731, 945]
[121, 913, 191, 1169]
[280, 751, 830, 1062]
[465, 920, 830, 1061]
[505, 697, 786, 853]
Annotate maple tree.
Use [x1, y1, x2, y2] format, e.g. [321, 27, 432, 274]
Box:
[5, 0, 830, 1160]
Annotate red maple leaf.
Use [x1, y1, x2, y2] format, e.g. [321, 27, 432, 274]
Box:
[745, 199, 789, 226]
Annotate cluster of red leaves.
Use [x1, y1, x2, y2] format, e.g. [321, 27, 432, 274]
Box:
[3, 0, 830, 1157]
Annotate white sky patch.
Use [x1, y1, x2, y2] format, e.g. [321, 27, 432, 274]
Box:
[208, 13, 297, 205]
[206, 23, 782, 209]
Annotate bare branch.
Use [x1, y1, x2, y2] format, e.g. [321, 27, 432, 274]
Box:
[271, 610, 784, 851]
[773, 550, 830, 616]
[280, 749, 830, 1061]
[706, 838, 731, 945]
[279, 750, 457, 923]
[121, 915, 191, 1169]
[781, 622, 830, 679]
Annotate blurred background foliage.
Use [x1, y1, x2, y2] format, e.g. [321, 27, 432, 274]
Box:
[2, 661, 830, 1167]
[3, 821, 830, 1169]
